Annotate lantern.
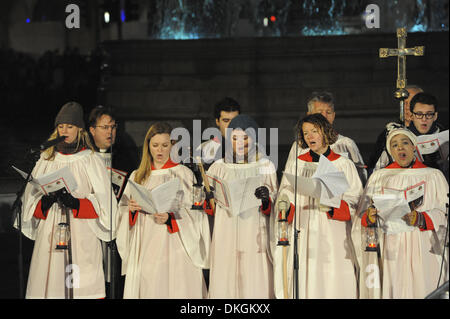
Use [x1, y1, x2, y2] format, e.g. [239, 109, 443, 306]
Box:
[55, 222, 70, 250]
[365, 223, 379, 252]
[191, 182, 204, 210]
[277, 198, 290, 246]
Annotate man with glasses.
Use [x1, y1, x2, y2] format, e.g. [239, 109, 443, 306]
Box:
[88, 105, 139, 299]
[407, 92, 447, 175]
[369, 85, 423, 173]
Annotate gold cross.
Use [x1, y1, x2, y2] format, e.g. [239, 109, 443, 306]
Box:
[379, 28, 424, 89]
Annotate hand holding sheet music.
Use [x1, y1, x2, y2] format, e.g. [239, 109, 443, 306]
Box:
[283, 155, 349, 208]
[373, 183, 425, 234]
[206, 174, 262, 217]
[126, 178, 181, 214]
[12, 165, 78, 196]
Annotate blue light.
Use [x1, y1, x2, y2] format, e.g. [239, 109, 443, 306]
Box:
[26, 18, 30, 23]
[120, 9, 126, 22]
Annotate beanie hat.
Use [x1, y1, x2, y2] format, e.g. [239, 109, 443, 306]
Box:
[385, 122, 417, 156]
[226, 114, 259, 141]
[54, 102, 85, 129]
[224, 114, 263, 163]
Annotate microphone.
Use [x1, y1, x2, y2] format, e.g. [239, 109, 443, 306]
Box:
[31, 136, 66, 154]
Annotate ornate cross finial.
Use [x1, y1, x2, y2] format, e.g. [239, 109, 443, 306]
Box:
[379, 27, 425, 124]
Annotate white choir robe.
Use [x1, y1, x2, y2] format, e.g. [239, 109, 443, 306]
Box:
[205, 157, 278, 299]
[351, 161, 449, 299]
[273, 149, 362, 299]
[116, 160, 210, 299]
[17, 150, 118, 299]
[286, 134, 368, 185]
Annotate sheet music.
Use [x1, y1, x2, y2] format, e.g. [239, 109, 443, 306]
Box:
[206, 174, 262, 216]
[12, 165, 77, 195]
[127, 178, 181, 214]
[374, 183, 425, 234]
[416, 129, 449, 160]
[107, 167, 128, 199]
[283, 155, 349, 208]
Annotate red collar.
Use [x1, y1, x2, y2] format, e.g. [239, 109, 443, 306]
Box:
[212, 137, 221, 143]
[151, 158, 179, 170]
[386, 160, 427, 169]
[298, 149, 340, 162]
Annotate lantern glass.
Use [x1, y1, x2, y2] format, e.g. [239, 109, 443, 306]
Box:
[277, 214, 290, 246]
[365, 224, 378, 252]
[55, 222, 70, 250]
[191, 184, 204, 210]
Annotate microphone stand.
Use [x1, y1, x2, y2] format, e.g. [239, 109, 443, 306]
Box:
[292, 131, 300, 299]
[10, 150, 41, 298]
[109, 141, 118, 299]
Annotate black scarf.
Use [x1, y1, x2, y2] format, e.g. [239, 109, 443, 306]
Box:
[408, 121, 439, 136]
[56, 140, 83, 154]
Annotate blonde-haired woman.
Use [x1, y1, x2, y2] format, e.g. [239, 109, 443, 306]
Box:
[116, 122, 210, 298]
[18, 102, 117, 299]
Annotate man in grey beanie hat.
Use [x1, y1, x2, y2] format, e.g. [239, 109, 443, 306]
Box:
[54, 101, 85, 129]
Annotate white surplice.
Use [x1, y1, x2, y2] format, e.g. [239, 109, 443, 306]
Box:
[116, 163, 210, 299]
[206, 157, 278, 299]
[273, 151, 362, 299]
[17, 150, 117, 299]
[351, 162, 449, 299]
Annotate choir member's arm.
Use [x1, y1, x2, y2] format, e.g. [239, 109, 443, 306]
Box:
[328, 200, 352, 221]
[33, 193, 57, 219]
[202, 187, 215, 216]
[402, 210, 434, 231]
[255, 186, 272, 216]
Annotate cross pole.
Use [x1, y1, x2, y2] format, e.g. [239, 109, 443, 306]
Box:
[379, 27, 425, 125]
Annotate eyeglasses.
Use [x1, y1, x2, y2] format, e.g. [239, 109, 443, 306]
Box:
[412, 112, 436, 119]
[96, 124, 118, 130]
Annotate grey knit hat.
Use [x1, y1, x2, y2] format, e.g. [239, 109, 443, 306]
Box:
[54, 102, 85, 129]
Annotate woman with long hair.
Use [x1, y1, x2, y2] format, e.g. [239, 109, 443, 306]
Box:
[18, 102, 117, 299]
[116, 122, 210, 298]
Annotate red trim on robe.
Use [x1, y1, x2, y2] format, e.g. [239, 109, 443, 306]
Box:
[129, 210, 139, 227]
[298, 149, 341, 162]
[166, 212, 179, 234]
[73, 199, 98, 219]
[361, 212, 370, 227]
[326, 200, 351, 221]
[151, 159, 179, 170]
[33, 200, 48, 220]
[420, 212, 435, 231]
[260, 198, 272, 216]
[386, 161, 427, 169]
[202, 200, 214, 216]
